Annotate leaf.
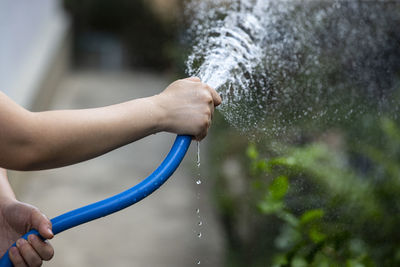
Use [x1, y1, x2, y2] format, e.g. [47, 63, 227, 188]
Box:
[272, 254, 288, 266]
[246, 143, 259, 160]
[300, 209, 324, 225]
[255, 159, 269, 172]
[381, 117, 400, 143]
[395, 248, 400, 261]
[269, 175, 289, 200]
[309, 226, 327, 243]
[346, 259, 365, 267]
[291, 257, 308, 267]
[284, 156, 297, 166]
[275, 224, 301, 249]
[258, 199, 284, 214]
[279, 211, 299, 227]
[312, 252, 336, 266]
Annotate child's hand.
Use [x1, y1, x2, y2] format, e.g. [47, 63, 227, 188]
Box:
[154, 77, 222, 140]
[0, 197, 54, 266]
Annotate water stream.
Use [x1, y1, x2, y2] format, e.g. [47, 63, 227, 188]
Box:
[186, 0, 400, 136]
[195, 141, 202, 265]
[186, 0, 270, 134]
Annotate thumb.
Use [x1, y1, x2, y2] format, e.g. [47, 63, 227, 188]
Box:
[31, 208, 54, 240]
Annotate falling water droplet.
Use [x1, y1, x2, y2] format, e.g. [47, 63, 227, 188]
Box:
[197, 141, 201, 168]
[195, 140, 202, 264]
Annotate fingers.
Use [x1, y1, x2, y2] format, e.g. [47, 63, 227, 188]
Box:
[195, 128, 208, 141]
[28, 235, 54, 261]
[194, 113, 212, 141]
[9, 247, 28, 267]
[185, 77, 222, 106]
[205, 85, 222, 107]
[13, 238, 42, 267]
[31, 209, 53, 240]
[9, 235, 54, 267]
[188, 78, 218, 141]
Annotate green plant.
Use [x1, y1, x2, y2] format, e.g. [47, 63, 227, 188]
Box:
[243, 117, 400, 266]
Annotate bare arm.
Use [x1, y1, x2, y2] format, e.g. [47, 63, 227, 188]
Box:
[0, 77, 221, 170]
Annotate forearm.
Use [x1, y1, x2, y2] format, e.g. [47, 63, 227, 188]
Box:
[0, 169, 16, 200]
[0, 94, 164, 170]
[0, 78, 221, 170]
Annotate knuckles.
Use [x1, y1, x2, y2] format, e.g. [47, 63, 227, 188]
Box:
[204, 107, 212, 117]
[199, 90, 213, 103]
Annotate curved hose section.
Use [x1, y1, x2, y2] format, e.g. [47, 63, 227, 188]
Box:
[0, 135, 192, 267]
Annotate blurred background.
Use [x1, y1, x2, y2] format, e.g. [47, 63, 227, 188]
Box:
[2, 0, 400, 266]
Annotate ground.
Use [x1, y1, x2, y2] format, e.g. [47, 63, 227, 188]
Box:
[9, 71, 225, 267]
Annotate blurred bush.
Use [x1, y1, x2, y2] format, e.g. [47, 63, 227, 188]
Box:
[209, 100, 400, 266]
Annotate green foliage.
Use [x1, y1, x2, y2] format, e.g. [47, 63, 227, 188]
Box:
[242, 117, 400, 266]
[209, 110, 400, 267]
[258, 175, 290, 215]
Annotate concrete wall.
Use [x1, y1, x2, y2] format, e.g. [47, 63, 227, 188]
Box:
[0, 0, 70, 110]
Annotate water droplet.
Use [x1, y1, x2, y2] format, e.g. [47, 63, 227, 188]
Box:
[198, 232, 202, 238]
[196, 208, 200, 214]
[196, 179, 202, 185]
[196, 141, 201, 168]
[198, 221, 203, 226]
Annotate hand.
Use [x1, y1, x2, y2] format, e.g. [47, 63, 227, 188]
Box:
[154, 77, 222, 140]
[0, 197, 54, 266]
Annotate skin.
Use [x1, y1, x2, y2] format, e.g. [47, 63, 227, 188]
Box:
[0, 168, 54, 267]
[0, 77, 221, 266]
[0, 77, 221, 170]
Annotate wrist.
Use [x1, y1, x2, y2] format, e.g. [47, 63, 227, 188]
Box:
[0, 196, 17, 210]
[148, 95, 168, 133]
[0, 193, 16, 202]
[0, 169, 16, 200]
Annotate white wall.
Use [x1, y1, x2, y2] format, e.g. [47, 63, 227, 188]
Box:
[0, 0, 69, 107]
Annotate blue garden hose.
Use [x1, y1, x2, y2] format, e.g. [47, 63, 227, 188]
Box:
[0, 135, 192, 267]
